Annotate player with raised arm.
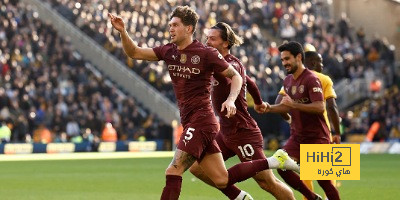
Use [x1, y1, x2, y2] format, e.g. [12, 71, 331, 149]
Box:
[189, 22, 295, 200]
[108, 6, 299, 200]
[265, 41, 340, 200]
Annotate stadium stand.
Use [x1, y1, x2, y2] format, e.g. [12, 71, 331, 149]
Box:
[0, 0, 398, 149]
[45, 0, 398, 140]
[0, 0, 167, 145]
[44, 0, 397, 103]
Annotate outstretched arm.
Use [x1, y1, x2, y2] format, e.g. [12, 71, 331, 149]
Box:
[326, 97, 341, 143]
[108, 13, 158, 61]
[220, 65, 243, 118]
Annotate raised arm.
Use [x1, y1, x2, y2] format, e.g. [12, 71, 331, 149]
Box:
[108, 13, 158, 61]
[220, 65, 242, 118]
[326, 97, 341, 143]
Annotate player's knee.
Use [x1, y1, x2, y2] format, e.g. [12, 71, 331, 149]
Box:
[165, 165, 183, 176]
[212, 177, 229, 189]
[213, 180, 228, 189]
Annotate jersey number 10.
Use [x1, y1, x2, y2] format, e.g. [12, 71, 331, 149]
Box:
[238, 144, 255, 158]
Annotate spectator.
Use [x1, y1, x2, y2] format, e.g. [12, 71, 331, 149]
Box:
[101, 122, 117, 142]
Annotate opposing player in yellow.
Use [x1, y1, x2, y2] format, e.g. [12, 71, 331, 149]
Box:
[276, 49, 341, 199]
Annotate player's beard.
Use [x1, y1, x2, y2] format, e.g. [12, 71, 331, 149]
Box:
[286, 63, 298, 74]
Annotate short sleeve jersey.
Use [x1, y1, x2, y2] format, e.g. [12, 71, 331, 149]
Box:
[283, 68, 330, 140]
[279, 70, 337, 131]
[211, 54, 258, 135]
[153, 40, 230, 125]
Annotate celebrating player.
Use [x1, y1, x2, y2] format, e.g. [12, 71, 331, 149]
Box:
[264, 41, 340, 200]
[276, 50, 342, 200]
[108, 6, 299, 200]
[189, 22, 295, 200]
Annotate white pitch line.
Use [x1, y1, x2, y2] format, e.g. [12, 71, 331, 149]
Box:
[0, 151, 175, 162]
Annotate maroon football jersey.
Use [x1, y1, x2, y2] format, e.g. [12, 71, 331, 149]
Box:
[153, 40, 230, 125]
[283, 68, 330, 140]
[212, 54, 259, 136]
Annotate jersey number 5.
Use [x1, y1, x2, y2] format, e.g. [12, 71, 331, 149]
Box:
[238, 144, 255, 158]
[185, 128, 195, 141]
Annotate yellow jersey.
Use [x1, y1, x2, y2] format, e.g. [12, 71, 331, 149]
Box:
[279, 70, 336, 130]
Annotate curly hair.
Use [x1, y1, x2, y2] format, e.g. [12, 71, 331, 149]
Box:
[170, 6, 199, 34]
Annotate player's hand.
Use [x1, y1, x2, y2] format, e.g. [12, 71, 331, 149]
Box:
[281, 95, 294, 108]
[254, 102, 268, 113]
[221, 99, 236, 118]
[260, 102, 271, 113]
[108, 13, 125, 32]
[332, 134, 341, 144]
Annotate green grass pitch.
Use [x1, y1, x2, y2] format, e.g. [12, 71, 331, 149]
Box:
[0, 153, 399, 199]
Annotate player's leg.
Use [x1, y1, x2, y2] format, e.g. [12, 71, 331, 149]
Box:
[189, 134, 248, 200]
[189, 161, 214, 186]
[190, 161, 250, 200]
[161, 149, 197, 200]
[198, 150, 298, 189]
[316, 180, 340, 200]
[190, 132, 236, 186]
[161, 123, 210, 200]
[228, 129, 295, 200]
[253, 169, 295, 200]
[277, 138, 322, 200]
[302, 180, 314, 200]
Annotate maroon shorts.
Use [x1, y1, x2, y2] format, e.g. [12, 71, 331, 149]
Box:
[283, 135, 331, 162]
[177, 122, 221, 161]
[215, 127, 265, 162]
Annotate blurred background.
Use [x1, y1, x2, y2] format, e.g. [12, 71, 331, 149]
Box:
[0, 0, 399, 154]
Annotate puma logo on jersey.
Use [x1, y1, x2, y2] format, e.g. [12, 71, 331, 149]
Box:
[211, 79, 219, 86]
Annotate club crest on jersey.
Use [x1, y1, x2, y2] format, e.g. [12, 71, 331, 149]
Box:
[291, 86, 297, 95]
[299, 85, 304, 93]
[218, 53, 223, 59]
[180, 54, 187, 64]
[191, 55, 200, 64]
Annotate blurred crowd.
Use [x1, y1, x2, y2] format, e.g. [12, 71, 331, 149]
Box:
[0, 0, 399, 146]
[0, 0, 172, 146]
[45, 0, 398, 102]
[46, 0, 398, 140]
[44, 0, 285, 101]
[261, 0, 397, 86]
[340, 86, 400, 142]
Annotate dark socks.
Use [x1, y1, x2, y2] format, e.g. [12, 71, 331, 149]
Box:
[227, 159, 269, 186]
[219, 185, 242, 200]
[278, 169, 317, 199]
[317, 180, 340, 200]
[160, 175, 182, 200]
